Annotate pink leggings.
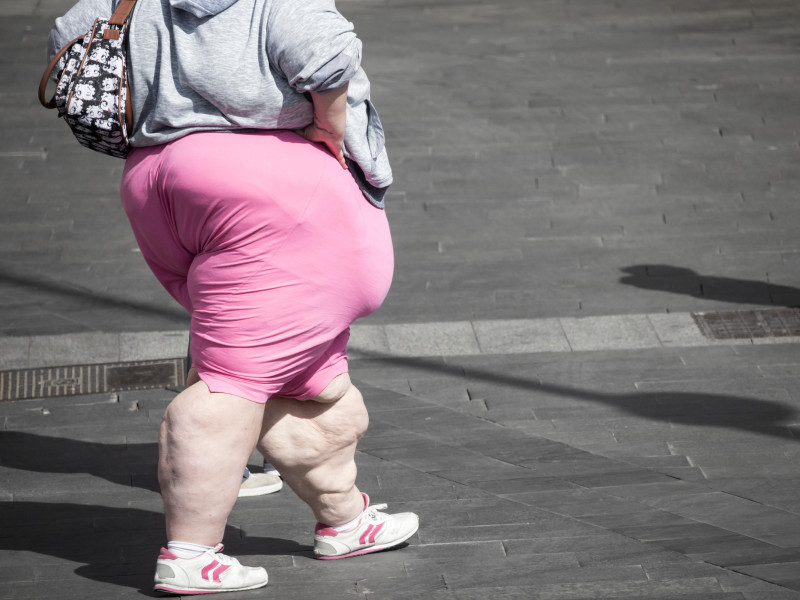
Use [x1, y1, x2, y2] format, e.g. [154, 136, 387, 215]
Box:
[120, 131, 393, 403]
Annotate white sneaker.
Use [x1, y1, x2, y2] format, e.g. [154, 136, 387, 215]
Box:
[153, 543, 267, 594]
[313, 493, 419, 559]
[239, 468, 283, 497]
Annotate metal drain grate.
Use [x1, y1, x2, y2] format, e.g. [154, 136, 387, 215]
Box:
[0, 358, 187, 402]
[692, 308, 800, 340]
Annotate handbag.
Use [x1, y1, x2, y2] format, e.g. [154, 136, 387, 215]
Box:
[38, 0, 138, 159]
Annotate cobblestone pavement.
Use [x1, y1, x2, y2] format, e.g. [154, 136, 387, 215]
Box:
[2, 0, 800, 598]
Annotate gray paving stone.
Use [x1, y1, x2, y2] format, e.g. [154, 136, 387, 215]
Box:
[649, 312, 716, 347]
[741, 593, 800, 600]
[694, 544, 800, 570]
[758, 532, 800, 549]
[423, 584, 743, 600]
[5, 0, 800, 598]
[560, 315, 661, 351]
[655, 562, 800, 597]
[471, 475, 580, 495]
[473, 318, 571, 354]
[26, 332, 122, 367]
[711, 481, 800, 515]
[566, 469, 678, 488]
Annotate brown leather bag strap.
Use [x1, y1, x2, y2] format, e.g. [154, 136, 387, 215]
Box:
[38, 33, 84, 109]
[108, 0, 138, 27]
[39, 0, 138, 109]
[39, 0, 138, 132]
[110, 0, 138, 132]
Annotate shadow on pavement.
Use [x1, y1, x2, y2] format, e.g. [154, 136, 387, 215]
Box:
[0, 500, 307, 595]
[0, 432, 270, 494]
[619, 265, 800, 307]
[367, 355, 800, 442]
[0, 431, 161, 493]
[3, 349, 798, 594]
[0, 267, 189, 326]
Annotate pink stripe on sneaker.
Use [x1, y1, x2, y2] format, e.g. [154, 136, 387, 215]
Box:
[359, 525, 374, 545]
[201, 560, 219, 581]
[211, 563, 230, 582]
[369, 522, 384, 543]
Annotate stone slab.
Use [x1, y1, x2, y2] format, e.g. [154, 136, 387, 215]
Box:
[473, 318, 571, 353]
[384, 321, 481, 356]
[560, 314, 662, 351]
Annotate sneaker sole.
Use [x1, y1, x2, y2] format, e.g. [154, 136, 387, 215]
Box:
[314, 521, 420, 560]
[238, 480, 283, 497]
[154, 580, 268, 595]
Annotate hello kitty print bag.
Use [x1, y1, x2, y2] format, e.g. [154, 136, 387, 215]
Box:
[38, 0, 137, 159]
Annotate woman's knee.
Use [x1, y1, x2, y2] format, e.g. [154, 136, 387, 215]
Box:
[161, 388, 213, 437]
[161, 382, 264, 444]
[309, 375, 369, 442]
[260, 381, 369, 467]
[339, 384, 369, 442]
[307, 383, 369, 453]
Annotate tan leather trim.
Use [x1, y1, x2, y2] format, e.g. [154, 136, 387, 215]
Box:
[38, 33, 84, 109]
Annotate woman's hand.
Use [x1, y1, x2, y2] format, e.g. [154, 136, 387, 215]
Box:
[298, 120, 347, 169]
[295, 84, 349, 170]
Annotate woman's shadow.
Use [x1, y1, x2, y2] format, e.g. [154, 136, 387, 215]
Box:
[619, 264, 800, 307]
[0, 432, 307, 595]
[0, 431, 161, 493]
[0, 499, 307, 595]
[379, 356, 800, 443]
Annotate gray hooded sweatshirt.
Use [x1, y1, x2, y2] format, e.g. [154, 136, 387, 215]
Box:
[48, 0, 391, 206]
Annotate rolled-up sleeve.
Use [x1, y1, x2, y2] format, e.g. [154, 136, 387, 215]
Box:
[266, 0, 362, 93]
